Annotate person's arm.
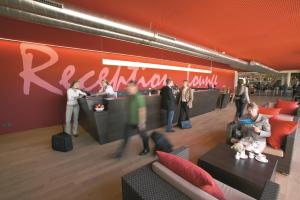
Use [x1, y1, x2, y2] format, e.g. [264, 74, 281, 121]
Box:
[138, 96, 146, 130]
[258, 118, 271, 137]
[189, 88, 194, 102]
[139, 107, 146, 129]
[78, 89, 87, 96]
[97, 87, 105, 95]
[244, 87, 250, 104]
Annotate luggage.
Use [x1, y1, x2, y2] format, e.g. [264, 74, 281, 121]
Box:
[150, 131, 173, 153]
[180, 120, 192, 129]
[52, 132, 73, 152]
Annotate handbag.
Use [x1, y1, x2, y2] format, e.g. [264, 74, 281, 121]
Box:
[180, 120, 192, 129]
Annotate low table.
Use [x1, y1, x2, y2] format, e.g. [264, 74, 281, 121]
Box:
[197, 144, 278, 199]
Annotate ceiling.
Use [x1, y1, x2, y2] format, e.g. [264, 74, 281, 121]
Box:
[60, 0, 300, 71]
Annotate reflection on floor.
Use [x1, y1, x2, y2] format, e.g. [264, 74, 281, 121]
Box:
[0, 96, 298, 200]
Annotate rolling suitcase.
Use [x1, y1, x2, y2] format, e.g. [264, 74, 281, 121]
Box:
[52, 131, 73, 152]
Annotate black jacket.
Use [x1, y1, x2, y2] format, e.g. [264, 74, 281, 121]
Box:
[160, 86, 176, 111]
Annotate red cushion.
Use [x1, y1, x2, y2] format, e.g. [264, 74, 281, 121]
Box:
[275, 99, 299, 115]
[258, 106, 281, 116]
[267, 117, 298, 149]
[156, 151, 225, 200]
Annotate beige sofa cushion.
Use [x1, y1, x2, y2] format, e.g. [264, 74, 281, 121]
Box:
[276, 114, 294, 121]
[215, 179, 255, 200]
[152, 162, 217, 200]
[263, 145, 284, 157]
[152, 162, 254, 200]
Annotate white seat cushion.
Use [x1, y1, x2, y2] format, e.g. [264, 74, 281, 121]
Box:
[214, 179, 255, 200]
[152, 162, 217, 200]
[263, 145, 284, 157]
[276, 114, 294, 121]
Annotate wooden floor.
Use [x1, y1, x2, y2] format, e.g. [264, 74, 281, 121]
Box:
[0, 96, 298, 200]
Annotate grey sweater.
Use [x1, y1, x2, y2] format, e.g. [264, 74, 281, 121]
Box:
[239, 114, 271, 144]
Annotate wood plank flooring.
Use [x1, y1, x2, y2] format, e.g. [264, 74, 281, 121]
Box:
[0, 96, 298, 200]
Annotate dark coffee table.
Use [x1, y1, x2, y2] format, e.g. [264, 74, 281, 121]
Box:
[197, 144, 278, 199]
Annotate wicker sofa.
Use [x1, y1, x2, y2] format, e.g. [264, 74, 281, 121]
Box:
[226, 120, 298, 175]
[122, 146, 279, 200]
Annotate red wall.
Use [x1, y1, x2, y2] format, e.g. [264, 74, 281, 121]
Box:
[0, 16, 233, 71]
[0, 39, 235, 134]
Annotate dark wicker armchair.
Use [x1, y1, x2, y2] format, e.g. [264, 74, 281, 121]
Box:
[226, 122, 297, 175]
[122, 146, 190, 200]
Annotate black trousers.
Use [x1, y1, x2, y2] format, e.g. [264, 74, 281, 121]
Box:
[178, 102, 190, 124]
[117, 124, 149, 154]
[235, 99, 246, 118]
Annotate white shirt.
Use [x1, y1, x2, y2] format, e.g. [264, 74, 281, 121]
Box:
[104, 85, 115, 96]
[67, 88, 86, 105]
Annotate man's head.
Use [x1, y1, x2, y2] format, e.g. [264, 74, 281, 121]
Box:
[166, 78, 173, 87]
[247, 102, 259, 118]
[127, 80, 138, 95]
[183, 80, 189, 88]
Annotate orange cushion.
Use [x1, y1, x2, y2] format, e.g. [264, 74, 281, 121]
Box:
[258, 106, 281, 116]
[275, 99, 299, 115]
[157, 151, 225, 200]
[267, 117, 298, 149]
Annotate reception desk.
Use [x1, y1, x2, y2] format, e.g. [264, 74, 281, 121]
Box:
[78, 90, 219, 144]
[217, 92, 231, 109]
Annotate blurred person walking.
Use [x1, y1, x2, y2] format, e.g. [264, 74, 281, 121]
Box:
[114, 81, 149, 158]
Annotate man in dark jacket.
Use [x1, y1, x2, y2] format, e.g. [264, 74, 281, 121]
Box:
[160, 79, 176, 132]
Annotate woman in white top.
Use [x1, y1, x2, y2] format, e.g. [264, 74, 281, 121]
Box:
[234, 79, 250, 119]
[65, 80, 87, 137]
[98, 80, 116, 98]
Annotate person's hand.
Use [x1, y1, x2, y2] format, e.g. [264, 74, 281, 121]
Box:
[138, 123, 146, 130]
[253, 125, 261, 134]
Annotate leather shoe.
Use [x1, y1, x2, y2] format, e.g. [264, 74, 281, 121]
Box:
[166, 129, 175, 133]
[139, 149, 149, 156]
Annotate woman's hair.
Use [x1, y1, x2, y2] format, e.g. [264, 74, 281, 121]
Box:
[247, 102, 258, 110]
[102, 80, 110, 85]
[128, 80, 137, 86]
[166, 78, 172, 85]
[70, 80, 79, 88]
[237, 79, 244, 85]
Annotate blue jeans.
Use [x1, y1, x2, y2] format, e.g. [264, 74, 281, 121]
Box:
[166, 110, 175, 131]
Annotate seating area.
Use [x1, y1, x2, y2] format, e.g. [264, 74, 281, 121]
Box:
[123, 146, 280, 200]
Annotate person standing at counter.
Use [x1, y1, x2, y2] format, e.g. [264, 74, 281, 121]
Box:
[160, 79, 176, 132]
[65, 80, 87, 137]
[234, 79, 250, 120]
[98, 80, 116, 98]
[177, 80, 193, 127]
[115, 81, 149, 158]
